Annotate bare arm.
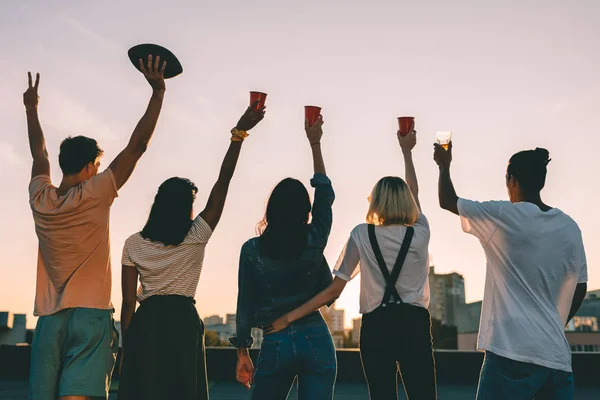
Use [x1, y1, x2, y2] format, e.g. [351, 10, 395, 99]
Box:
[265, 277, 347, 334]
[23, 73, 50, 179]
[306, 117, 326, 175]
[200, 103, 265, 230]
[567, 282, 587, 325]
[120, 266, 139, 349]
[398, 129, 421, 210]
[109, 55, 166, 190]
[434, 142, 459, 215]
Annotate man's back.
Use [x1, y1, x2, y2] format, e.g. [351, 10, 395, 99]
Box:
[29, 169, 118, 316]
[458, 199, 587, 372]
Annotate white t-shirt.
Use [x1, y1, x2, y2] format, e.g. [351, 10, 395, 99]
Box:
[458, 199, 587, 372]
[333, 214, 431, 314]
[121, 215, 213, 302]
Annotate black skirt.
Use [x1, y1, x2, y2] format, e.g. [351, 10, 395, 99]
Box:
[118, 295, 208, 400]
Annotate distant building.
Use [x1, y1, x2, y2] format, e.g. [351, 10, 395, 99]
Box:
[320, 305, 345, 348]
[566, 316, 598, 332]
[205, 315, 224, 327]
[586, 289, 600, 299]
[352, 318, 362, 345]
[455, 301, 482, 333]
[226, 314, 236, 332]
[331, 333, 345, 348]
[205, 323, 232, 344]
[321, 305, 345, 333]
[0, 312, 27, 345]
[577, 295, 600, 323]
[428, 266, 466, 326]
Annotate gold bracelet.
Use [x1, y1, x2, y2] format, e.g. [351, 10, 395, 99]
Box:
[231, 128, 249, 142]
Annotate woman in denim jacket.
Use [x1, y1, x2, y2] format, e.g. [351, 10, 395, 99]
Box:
[230, 114, 336, 400]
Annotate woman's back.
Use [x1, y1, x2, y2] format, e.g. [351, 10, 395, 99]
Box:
[236, 173, 335, 336]
[122, 215, 212, 302]
[241, 226, 332, 322]
[335, 214, 431, 314]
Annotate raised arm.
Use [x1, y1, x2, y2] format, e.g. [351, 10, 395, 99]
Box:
[306, 116, 326, 176]
[398, 127, 421, 210]
[24, 73, 50, 179]
[305, 115, 335, 246]
[434, 142, 459, 215]
[109, 55, 166, 190]
[199, 103, 265, 230]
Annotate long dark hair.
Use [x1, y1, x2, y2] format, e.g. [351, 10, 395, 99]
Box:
[507, 148, 551, 193]
[141, 177, 198, 246]
[257, 178, 312, 260]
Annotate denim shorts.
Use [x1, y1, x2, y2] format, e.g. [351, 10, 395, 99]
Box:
[29, 308, 119, 399]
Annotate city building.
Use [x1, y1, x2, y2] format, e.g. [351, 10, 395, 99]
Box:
[321, 305, 345, 333]
[586, 289, 600, 299]
[577, 295, 600, 323]
[320, 305, 346, 348]
[204, 314, 263, 348]
[204, 315, 224, 327]
[455, 301, 482, 333]
[428, 266, 466, 326]
[0, 312, 27, 346]
[205, 323, 232, 344]
[226, 314, 236, 332]
[567, 316, 598, 332]
[352, 318, 361, 345]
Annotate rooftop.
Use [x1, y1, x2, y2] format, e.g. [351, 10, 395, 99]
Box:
[1, 346, 599, 399]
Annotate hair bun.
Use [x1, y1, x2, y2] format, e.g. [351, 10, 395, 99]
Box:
[534, 148, 551, 165]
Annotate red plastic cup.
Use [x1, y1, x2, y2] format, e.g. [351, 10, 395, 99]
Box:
[250, 91, 267, 110]
[397, 116, 415, 136]
[305, 106, 322, 127]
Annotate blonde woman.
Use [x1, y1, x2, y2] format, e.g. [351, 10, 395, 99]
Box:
[266, 127, 437, 399]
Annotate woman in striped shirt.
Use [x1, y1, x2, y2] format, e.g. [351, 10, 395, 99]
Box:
[117, 102, 265, 400]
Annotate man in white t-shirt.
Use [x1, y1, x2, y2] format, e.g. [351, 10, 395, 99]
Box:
[434, 142, 587, 400]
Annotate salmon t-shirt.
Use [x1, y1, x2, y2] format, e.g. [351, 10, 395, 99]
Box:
[29, 169, 118, 316]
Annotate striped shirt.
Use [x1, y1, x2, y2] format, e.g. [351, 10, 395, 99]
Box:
[121, 215, 213, 302]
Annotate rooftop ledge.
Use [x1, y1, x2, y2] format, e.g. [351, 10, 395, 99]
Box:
[1, 346, 599, 399]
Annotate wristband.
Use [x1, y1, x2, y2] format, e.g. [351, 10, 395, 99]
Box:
[231, 128, 249, 142]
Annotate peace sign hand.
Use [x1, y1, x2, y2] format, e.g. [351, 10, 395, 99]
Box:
[139, 55, 167, 92]
[24, 72, 40, 110]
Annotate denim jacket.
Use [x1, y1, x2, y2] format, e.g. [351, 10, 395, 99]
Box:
[230, 173, 335, 348]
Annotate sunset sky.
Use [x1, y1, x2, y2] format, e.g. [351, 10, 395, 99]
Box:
[1, 1, 599, 329]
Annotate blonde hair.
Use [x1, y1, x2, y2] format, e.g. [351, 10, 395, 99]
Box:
[366, 176, 419, 226]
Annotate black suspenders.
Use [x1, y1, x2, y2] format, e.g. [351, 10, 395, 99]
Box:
[367, 224, 415, 307]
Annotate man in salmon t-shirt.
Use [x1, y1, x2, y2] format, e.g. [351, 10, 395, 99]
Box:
[24, 55, 167, 400]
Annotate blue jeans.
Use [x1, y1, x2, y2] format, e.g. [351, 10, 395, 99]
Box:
[477, 351, 574, 400]
[252, 312, 337, 400]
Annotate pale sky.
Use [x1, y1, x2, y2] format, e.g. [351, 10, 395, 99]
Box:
[1, 1, 599, 329]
